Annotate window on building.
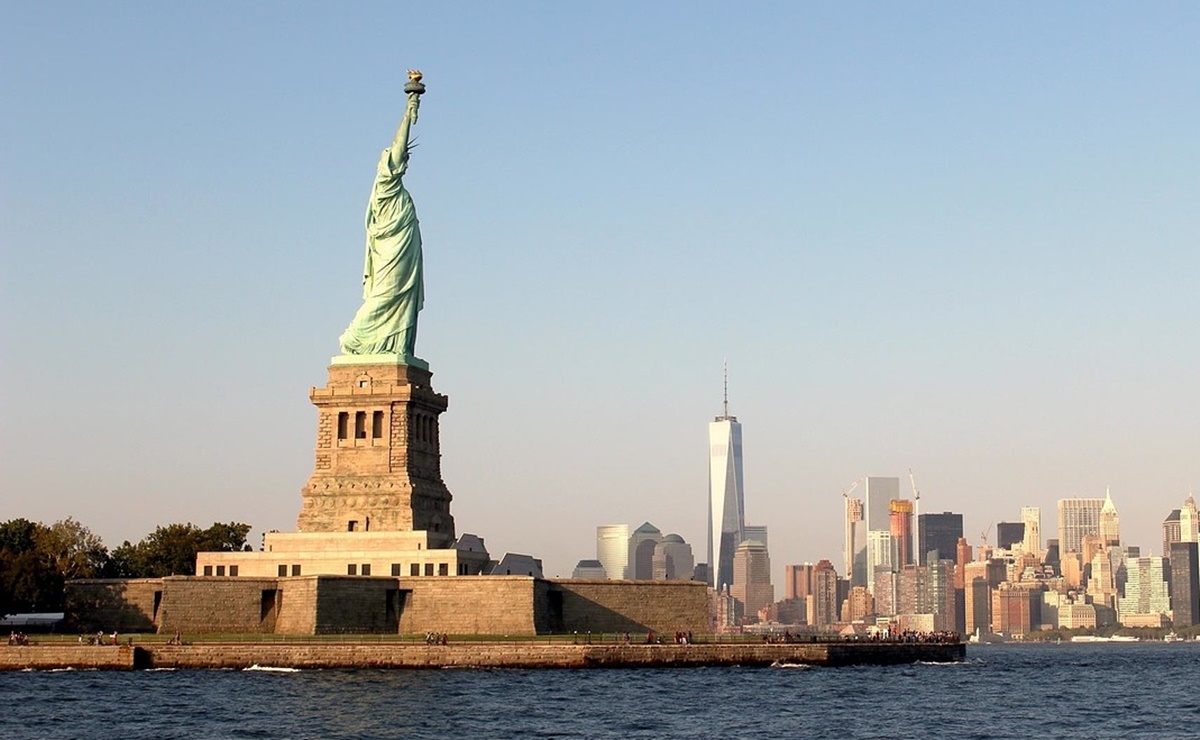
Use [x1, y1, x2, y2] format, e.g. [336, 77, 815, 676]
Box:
[391, 563, 401, 577]
[348, 520, 358, 532]
[410, 564, 420, 576]
[361, 564, 371, 576]
[291, 564, 302, 576]
[216, 565, 226, 576]
[203, 565, 213, 576]
[438, 563, 448, 576]
[347, 564, 357, 576]
[337, 412, 349, 440]
[355, 411, 367, 439]
[230, 565, 239, 577]
[278, 564, 287, 577]
[424, 563, 434, 576]
[372, 411, 384, 439]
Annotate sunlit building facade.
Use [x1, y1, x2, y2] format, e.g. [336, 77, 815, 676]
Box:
[864, 477, 900, 593]
[1057, 498, 1105, 558]
[708, 406, 744, 592]
[1119, 555, 1170, 626]
[595, 524, 630, 580]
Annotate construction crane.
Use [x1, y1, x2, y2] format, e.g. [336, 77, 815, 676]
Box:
[980, 522, 994, 549]
[908, 468, 921, 567]
[842, 478, 863, 579]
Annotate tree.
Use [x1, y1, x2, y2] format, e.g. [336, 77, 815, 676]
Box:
[0, 549, 62, 613]
[199, 522, 252, 553]
[116, 521, 253, 577]
[0, 518, 40, 554]
[35, 518, 110, 581]
[0, 517, 107, 613]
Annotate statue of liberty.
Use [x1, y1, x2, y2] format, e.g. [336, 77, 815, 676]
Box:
[338, 70, 427, 365]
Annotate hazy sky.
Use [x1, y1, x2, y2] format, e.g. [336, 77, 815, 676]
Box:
[3, 3, 1197, 586]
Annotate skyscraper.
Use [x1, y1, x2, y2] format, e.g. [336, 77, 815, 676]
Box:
[730, 539, 772, 622]
[919, 512, 964, 564]
[628, 522, 663, 580]
[1057, 497, 1105, 557]
[845, 496, 866, 587]
[1088, 548, 1118, 606]
[1169, 541, 1199, 627]
[1180, 494, 1199, 543]
[1099, 488, 1120, 547]
[889, 500, 914, 567]
[807, 559, 840, 627]
[708, 368, 744, 592]
[864, 477, 900, 593]
[572, 559, 607, 579]
[743, 524, 768, 550]
[1163, 510, 1182, 557]
[652, 534, 695, 581]
[867, 529, 894, 595]
[865, 477, 901, 532]
[1119, 555, 1171, 626]
[785, 563, 815, 601]
[1020, 507, 1042, 556]
[996, 522, 1025, 551]
[595, 524, 630, 580]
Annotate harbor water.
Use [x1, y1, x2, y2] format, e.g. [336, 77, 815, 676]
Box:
[4, 643, 1197, 739]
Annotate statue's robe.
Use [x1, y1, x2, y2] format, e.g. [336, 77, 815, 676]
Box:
[338, 147, 423, 357]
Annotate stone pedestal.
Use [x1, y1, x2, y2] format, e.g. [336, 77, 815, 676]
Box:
[297, 361, 455, 545]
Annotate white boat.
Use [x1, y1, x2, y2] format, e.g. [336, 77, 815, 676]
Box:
[968, 629, 1005, 644]
[1070, 635, 1139, 643]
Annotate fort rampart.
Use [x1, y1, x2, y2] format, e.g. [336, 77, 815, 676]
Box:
[66, 576, 711, 637]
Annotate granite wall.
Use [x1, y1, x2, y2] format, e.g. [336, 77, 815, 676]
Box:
[65, 576, 711, 637]
[65, 578, 163, 632]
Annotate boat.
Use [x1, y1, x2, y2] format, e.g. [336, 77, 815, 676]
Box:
[1070, 635, 1139, 643]
[968, 629, 1005, 644]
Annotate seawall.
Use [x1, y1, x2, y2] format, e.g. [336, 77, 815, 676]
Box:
[1, 645, 137, 670]
[2, 641, 964, 671]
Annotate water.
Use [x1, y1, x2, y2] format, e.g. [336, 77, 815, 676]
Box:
[5, 644, 1199, 739]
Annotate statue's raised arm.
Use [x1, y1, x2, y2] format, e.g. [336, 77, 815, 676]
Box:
[336, 70, 429, 367]
[390, 70, 425, 165]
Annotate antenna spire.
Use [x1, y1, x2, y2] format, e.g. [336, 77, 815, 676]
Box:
[723, 358, 729, 418]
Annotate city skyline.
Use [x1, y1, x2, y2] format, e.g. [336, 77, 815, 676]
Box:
[2, 4, 1197, 585]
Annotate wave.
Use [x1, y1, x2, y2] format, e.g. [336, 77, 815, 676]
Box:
[770, 661, 813, 669]
[243, 664, 301, 673]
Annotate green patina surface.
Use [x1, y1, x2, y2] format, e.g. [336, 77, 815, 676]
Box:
[337, 72, 427, 364]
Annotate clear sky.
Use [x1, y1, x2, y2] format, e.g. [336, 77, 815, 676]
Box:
[2, 3, 1197, 586]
